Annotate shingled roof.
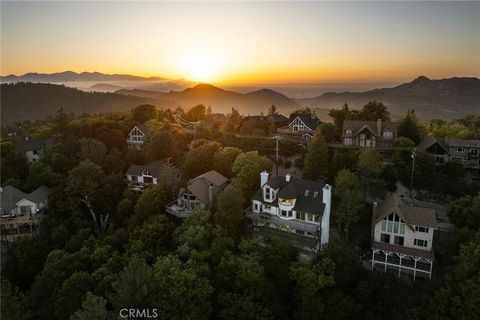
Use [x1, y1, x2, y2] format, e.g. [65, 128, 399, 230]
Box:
[264, 175, 326, 215]
[125, 160, 166, 177]
[342, 120, 397, 137]
[14, 138, 54, 153]
[185, 170, 228, 206]
[1, 185, 51, 213]
[374, 193, 437, 228]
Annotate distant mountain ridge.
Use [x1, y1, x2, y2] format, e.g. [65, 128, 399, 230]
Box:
[117, 84, 301, 115]
[1, 71, 165, 83]
[296, 76, 480, 119]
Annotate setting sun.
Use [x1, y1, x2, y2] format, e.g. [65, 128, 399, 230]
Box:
[179, 51, 223, 82]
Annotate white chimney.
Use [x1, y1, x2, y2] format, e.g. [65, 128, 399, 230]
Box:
[311, 111, 316, 119]
[285, 174, 291, 182]
[377, 119, 382, 135]
[320, 184, 332, 245]
[260, 171, 269, 187]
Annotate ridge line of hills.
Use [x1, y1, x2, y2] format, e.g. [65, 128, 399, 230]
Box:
[1, 75, 479, 124]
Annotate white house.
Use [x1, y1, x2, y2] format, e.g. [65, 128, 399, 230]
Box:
[166, 170, 228, 218]
[14, 137, 54, 164]
[246, 171, 332, 252]
[126, 124, 150, 149]
[371, 192, 437, 280]
[125, 160, 180, 191]
[0, 185, 51, 239]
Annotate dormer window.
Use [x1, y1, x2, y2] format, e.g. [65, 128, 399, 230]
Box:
[143, 170, 151, 176]
[383, 131, 393, 140]
[265, 186, 273, 201]
[345, 128, 352, 135]
[304, 190, 309, 197]
[313, 191, 319, 198]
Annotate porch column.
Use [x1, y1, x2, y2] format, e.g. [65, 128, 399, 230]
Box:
[398, 254, 405, 278]
[413, 257, 421, 281]
[428, 259, 433, 280]
[372, 249, 379, 270]
[382, 250, 391, 272]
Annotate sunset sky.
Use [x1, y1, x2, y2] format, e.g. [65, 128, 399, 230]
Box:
[1, 1, 479, 85]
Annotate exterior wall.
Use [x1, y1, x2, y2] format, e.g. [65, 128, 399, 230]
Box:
[373, 221, 434, 251]
[13, 199, 39, 215]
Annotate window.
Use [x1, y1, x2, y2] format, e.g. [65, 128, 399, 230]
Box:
[359, 134, 366, 147]
[381, 233, 390, 244]
[414, 239, 427, 247]
[304, 190, 310, 197]
[381, 212, 405, 235]
[470, 148, 479, 156]
[296, 211, 306, 221]
[313, 214, 320, 223]
[415, 226, 429, 233]
[344, 138, 353, 145]
[292, 118, 306, 132]
[345, 128, 352, 134]
[394, 236, 404, 246]
[383, 131, 393, 140]
[20, 206, 31, 215]
[265, 187, 272, 200]
[280, 210, 292, 218]
[455, 147, 465, 153]
[131, 175, 138, 182]
[313, 191, 319, 198]
[280, 198, 294, 206]
[253, 202, 261, 212]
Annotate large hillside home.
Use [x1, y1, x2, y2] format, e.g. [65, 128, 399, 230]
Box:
[126, 124, 150, 149]
[245, 171, 332, 252]
[125, 160, 180, 191]
[417, 137, 480, 178]
[166, 170, 228, 218]
[14, 137, 54, 164]
[371, 193, 437, 280]
[341, 119, 397, 148]
[277, 112, 321, 143]
[0, 185, 50, 240]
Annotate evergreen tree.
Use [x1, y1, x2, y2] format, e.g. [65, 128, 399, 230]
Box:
[303, 132, 329, 181]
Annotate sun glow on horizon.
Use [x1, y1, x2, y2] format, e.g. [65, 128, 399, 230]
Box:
[178, 50, 226, 83]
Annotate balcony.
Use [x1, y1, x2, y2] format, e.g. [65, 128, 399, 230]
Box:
[245, 208, 320, 234]
[165, 200, 192, 218]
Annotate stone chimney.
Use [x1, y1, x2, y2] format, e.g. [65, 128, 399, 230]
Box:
[376, 119, 382, 135]
[285, 174, 291, 182]
[260, 171, 269, 187]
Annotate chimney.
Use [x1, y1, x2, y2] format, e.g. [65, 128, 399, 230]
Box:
[25, 136, 32, 141]
[311, 111, 316, 120]
[376, 119, 382, 135]
[208, 185, 213, 205]
[285, 174, 291, 182]
[260, 171, 269, 187]
[371, 202, 378, 242]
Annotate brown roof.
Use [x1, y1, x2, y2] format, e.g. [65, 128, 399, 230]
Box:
[125, 161, 165, 177]
[343, 120, 397, 137]
[195, 170, 228, 187]
[416, 136, 448, 153]
[445, 138, 480, 149]
[374, 193, 437, 228]
[372, 241, 434, 260]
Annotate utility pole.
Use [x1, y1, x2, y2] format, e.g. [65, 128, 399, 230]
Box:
[274, 136, 280, 176]
[410, 149, 416, 199]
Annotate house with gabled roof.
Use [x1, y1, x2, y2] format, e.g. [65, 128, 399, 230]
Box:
[14, 137, 55, 164]
[245, 171, 332, 253]
[126, 123, 150, 149]
[416, 137, 480, 178]
[277, 112, 321, 143]
[165, 170, 228, 218]
[341, 119, 397, 148]
[125, 160, 180, 191]
[371, 192, 437, 280]
[0, 185, 51, 239]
